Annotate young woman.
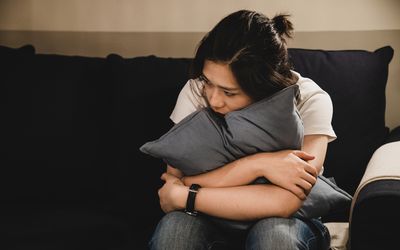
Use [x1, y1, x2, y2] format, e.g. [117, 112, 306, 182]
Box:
[149, 10, 336, 250]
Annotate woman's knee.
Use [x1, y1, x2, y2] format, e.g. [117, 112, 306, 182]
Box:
[149, 211, 216, 250]
[246, 217, 309, 250]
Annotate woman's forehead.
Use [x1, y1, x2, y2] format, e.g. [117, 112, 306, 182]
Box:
[203, 60, 240, 90]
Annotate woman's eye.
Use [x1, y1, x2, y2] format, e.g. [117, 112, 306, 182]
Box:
[203, 81, 212, 88]
[224, 91, 236, 97]
[199, 75, 208, 83]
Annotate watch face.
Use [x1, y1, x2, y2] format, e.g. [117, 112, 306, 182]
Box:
[190, 184, 201, 191]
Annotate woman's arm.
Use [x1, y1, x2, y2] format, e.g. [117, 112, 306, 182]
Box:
[159, 135, 330, 220]
[159, 173, 302, 220]
[166, 165, 183, 178]
[181, 137, 323, 199]
[182, 151, 316, 200]
[301, 134, 329, 174]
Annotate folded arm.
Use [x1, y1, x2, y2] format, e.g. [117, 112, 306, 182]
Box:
[160, 134, 330, 219]
[174, 135, 327, 199]
[159, 173, 302, 220]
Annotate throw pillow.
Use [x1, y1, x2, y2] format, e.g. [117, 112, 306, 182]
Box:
[141, 85, 303, 175]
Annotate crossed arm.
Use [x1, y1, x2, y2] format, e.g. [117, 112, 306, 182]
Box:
[158, 135, 329, 221]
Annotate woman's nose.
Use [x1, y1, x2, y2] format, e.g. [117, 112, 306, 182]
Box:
[209, 90, 224, 110]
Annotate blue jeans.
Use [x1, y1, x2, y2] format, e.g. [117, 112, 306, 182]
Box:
[149, 211, 330, 250]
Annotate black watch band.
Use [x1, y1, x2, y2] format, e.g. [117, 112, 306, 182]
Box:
[184, 184, 201, 216]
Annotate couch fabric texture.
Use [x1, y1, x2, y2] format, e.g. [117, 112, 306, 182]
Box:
[1, 44, 396, 250]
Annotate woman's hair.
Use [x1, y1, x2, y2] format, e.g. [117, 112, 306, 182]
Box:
[190, 9, 298, 102]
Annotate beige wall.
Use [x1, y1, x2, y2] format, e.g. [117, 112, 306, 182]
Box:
[0, 0, 400, 32]
[0, 0, 399, 129]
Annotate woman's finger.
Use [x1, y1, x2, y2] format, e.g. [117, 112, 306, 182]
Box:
[296, 178, 313, 193]
[161, 173, 172, 181]
[293, 150, 315, 161]
[290, 184, 307, 200]
[160, 173, 166, 181]
[302, 172, 317, 187]
[304, 164, 318, 178]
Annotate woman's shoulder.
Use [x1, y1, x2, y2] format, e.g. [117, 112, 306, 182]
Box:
[292, 71, 336, 141]
[292, 70, 331, 102]
[293, 71, 323, 92]
[179, 79, 206, 107]
[169, 79, 206, 124]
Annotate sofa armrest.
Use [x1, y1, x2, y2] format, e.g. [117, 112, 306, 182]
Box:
[349, 141, 400, 250]
[385, 125, 400, 144]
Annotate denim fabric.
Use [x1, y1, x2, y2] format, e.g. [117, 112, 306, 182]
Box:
[149, 211, 229, 250]
[149, 211, 330, 250]
[246, 217, 330, 250]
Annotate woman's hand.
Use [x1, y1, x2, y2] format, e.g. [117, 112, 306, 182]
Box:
[158, 173, 187, 213]
[166, 165, 184, 178]
[254, 150, 318, 200]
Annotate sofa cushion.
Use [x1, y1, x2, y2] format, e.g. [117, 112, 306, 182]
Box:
[0, 44, 35, 57]
[106, 53, 192, 246]
[1, 45, 35, 124]
[288, 46, 394, 198]
[1, 48, 113, 204]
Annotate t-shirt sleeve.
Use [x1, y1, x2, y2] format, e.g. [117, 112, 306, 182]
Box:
[298, 89, 337, 142]
[170, 79, 204, 124]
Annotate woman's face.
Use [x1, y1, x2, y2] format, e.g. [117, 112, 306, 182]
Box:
[201, 60, 253, 115]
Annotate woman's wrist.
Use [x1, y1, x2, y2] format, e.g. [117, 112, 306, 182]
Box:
[246, 152, 270, 178]
[173, 185, 189, 211]
[180, 176, 188, 186]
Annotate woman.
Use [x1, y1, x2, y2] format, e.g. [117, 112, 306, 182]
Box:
[149, 10, 336, 250]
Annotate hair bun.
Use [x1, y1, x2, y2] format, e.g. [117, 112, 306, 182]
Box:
[272, 14, 294, 39]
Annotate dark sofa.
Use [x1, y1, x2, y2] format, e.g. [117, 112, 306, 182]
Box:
[1, 44, 399, 250]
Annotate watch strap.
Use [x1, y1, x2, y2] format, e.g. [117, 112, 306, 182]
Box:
[185, 184, 201, 216]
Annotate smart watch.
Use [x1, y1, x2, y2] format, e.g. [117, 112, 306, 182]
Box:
[184, 184, 201, 216]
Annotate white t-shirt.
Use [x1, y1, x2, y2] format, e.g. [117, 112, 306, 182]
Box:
[170, 71, 337, 142]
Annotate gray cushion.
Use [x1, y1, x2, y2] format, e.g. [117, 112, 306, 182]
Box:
[141, 85, 303, 176]
[140, 84, 351, 229]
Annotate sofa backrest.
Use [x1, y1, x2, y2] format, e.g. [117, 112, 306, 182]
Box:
[1, 45, 116, 204]
[1, 44, 393, 236]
